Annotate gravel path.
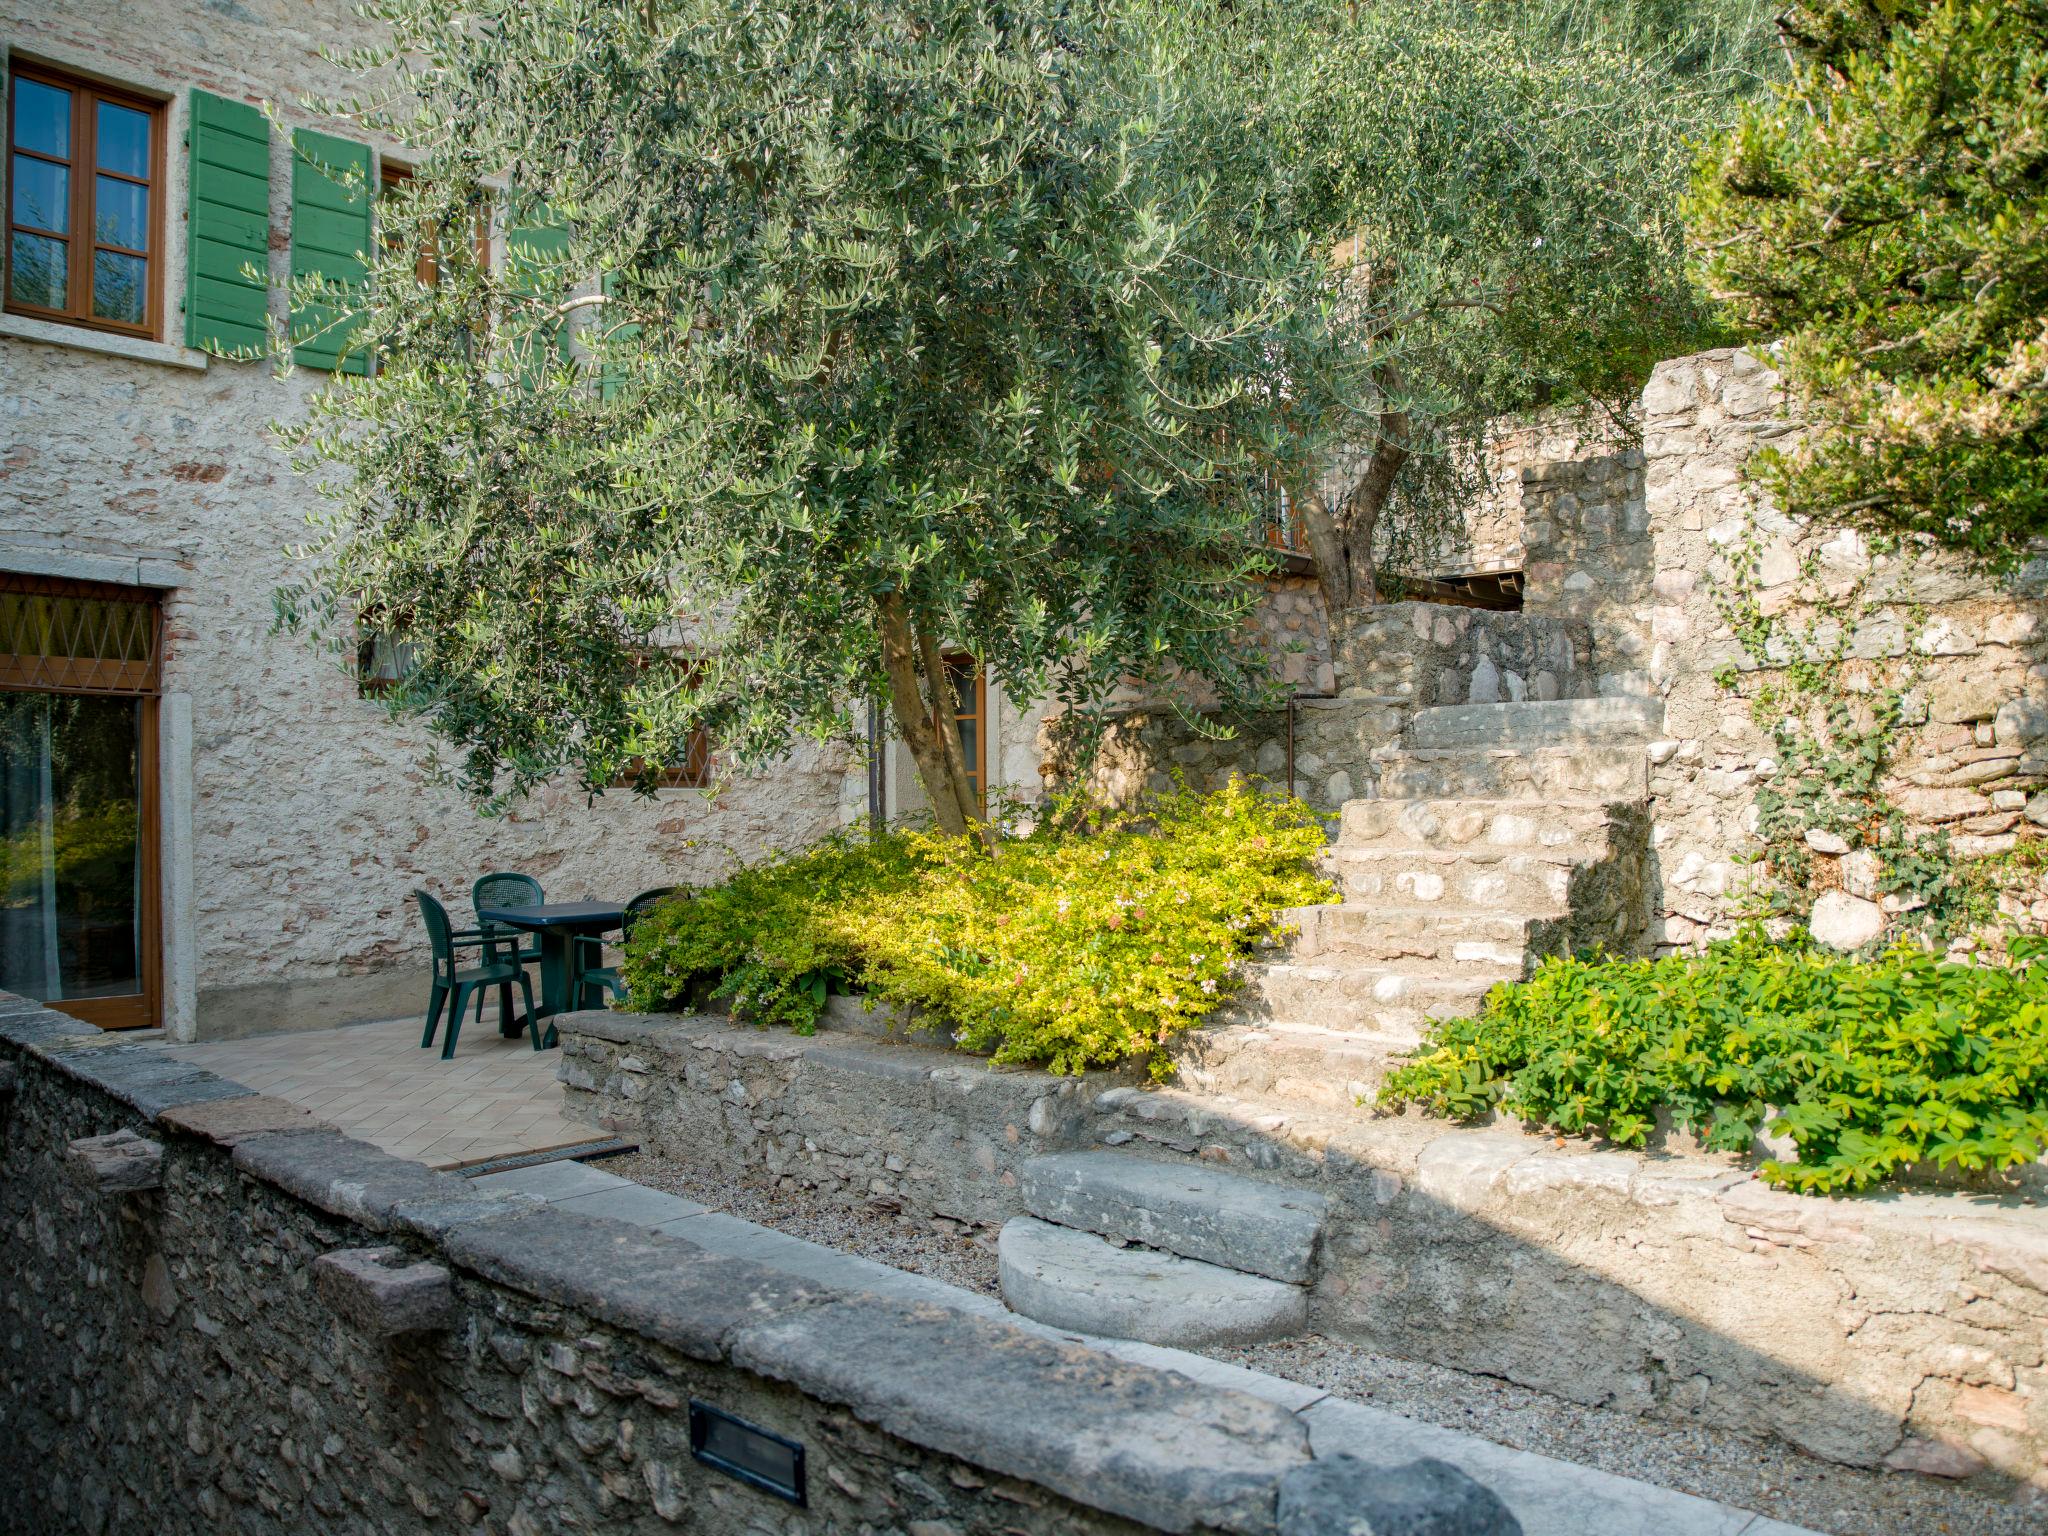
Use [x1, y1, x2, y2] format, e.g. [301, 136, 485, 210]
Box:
[611, 1152, 2036, 1536]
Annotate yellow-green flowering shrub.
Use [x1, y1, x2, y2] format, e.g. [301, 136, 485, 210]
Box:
[620, 779, 1334, 1074]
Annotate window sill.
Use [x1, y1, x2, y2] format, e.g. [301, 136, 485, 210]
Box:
[0, 312, 211, 371]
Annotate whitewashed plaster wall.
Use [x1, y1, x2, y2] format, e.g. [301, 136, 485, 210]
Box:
[2, 2, 847, 1039]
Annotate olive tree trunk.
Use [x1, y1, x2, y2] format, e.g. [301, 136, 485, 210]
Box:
[876, 593, 987, 844]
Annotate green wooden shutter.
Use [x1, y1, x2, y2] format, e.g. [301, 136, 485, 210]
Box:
[505, 211, 571, 385]
[184, 90, 270, 355]
[290, 128, 373, 374]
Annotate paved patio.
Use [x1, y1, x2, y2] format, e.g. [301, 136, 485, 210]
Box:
[162, 1013, 598, 1169]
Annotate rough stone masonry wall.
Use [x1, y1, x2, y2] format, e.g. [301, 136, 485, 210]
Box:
[562, 1011, 2048, 1494]
[2, 4, 848, 1038]
[0, 995, 1353, 1536]
[1055, 600, 1596, 816]
[1623, 350, 2048, 950]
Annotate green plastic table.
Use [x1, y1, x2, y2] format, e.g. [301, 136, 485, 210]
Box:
[476, 900, 625, 1046]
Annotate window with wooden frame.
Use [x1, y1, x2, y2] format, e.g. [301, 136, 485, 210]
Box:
[377, 161, 491, 289]
[6, 62, 165, 337]
[941, 653, 987, 814]
[354, 624, 416, 697]
[617, 728, 713, 790]
[611, 653, 714, 789]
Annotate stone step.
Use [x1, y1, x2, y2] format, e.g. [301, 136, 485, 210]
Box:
[1170, 1021, 1421, 1110]
[1402, 695, 1663, 751]
[1328, 847, 1578, 913]
[1238, 962, 1505, 1032]
[1288, 904, 1536, 971]
[998, 1216, 1308, 1348]
[1372, 744, 1648, 802]
[1336, 797, 1619, 853]
[1019, 1151, 1329, 1284]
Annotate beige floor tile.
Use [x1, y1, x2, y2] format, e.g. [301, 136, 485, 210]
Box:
[163, 1013, 581, 1168]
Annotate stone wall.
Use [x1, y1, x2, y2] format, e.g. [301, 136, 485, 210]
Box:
[1, 6, 847, 1037]
[1333, 602, 1594, 708]
[561, 1010, 2048, 1493]
[1623, 350, 2048, 950]
[0, 995, 1373, 1536]
[1048, 694, 1409, 817]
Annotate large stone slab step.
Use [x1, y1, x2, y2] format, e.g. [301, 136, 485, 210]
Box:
[1373, 744, 1648, 802]
[1336, 797, 1619, 853]
[1171, 1021, 1422, 1110]
[1328, 847, 1578, 913]
[1402, 695, 1663, 750]
[1019, 1151, 1328, 1284]
[1288, 904, 1536, 970]
[1239, 961, 1506, 1033]
[998, 1216, 1307, 1348]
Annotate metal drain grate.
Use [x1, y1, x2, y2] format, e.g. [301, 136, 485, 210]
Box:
[453, 1137, 639, 1178]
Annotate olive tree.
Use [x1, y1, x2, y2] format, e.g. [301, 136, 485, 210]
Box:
[1175, 0, 1758, 618]
[277, 0, 1363, 834]
[1688, 1, 2048, 562]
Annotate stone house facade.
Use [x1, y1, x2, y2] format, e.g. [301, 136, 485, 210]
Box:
[1, 0, 852, 1042]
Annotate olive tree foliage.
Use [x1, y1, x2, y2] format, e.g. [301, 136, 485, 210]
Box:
[1166, 0, 1759, 618]
[1689, 2, 2048, 563]
[275, 0, 1366, 834]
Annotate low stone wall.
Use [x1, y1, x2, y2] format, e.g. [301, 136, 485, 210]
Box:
[1055, 599, 1600, 814]
[1052, 695, 1410, 815]
[562, 1013, 2048, 1497]
[0, 995, 1462, 1536]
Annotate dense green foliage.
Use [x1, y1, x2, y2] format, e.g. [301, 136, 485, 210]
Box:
[1380, 930, 2048, 1193]
[1689, 1, 2048, 560]
[619, 780, 1332, 1074]
[275, 0, 1371, 822]
[1160, 0, 1763, 603]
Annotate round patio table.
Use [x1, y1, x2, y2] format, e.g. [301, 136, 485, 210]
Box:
[476, 900, 625, 1047]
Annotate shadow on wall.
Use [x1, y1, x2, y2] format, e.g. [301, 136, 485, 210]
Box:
[1087, 1086, 2048, 1502]
[557, 1011, 2048, 1506]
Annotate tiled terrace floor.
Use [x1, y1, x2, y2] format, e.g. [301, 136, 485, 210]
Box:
[162, 1013, 598, 1168]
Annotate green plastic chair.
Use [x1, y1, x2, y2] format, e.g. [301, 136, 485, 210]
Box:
[417, 889, 539, 1058]
[471, 871, 544, 1024]
[570, 886, 679, 1010]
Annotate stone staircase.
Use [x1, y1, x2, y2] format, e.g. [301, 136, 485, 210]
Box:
[998, 695, 1659, 1345]
[997, 1151, 1328, 1347]
[1171, 696, 1658, 1112]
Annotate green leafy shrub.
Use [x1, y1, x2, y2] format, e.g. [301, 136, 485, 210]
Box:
[620, 779, 1334, 1074]
[1378, 928, 2048, 1193]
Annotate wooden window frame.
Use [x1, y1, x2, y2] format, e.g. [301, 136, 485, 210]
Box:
[602, 652, 716, 790]
[5, 60, 167, 340]
[0, 574, 164, 1031]
[941, 653, 988, 815]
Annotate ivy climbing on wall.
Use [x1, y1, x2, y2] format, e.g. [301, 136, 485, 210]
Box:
[1706, 514, 2048, 949]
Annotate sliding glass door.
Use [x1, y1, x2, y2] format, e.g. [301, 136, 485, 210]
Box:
[0, 576, 160, 1029]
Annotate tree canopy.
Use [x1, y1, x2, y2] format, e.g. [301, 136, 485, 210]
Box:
[279, 0, 1366, 830]
[1689, 1, 2048, 561]
[1164, 0, 1764, 614]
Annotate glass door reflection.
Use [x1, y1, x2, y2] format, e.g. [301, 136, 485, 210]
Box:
[0, 691, 150, 1025]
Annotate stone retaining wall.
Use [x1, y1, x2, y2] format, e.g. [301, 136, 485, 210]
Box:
[561, 1012, 2048, 1499]
[1627, 349, 2048, 949]
[0, 995, 1429, 1536]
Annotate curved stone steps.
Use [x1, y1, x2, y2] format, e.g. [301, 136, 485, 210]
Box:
[1019, 1150, 1328, 1284]
[1286, 904, 1541, 970]
[998, 1215, 1308, 1349]
[1329, 847, 1580, 911]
